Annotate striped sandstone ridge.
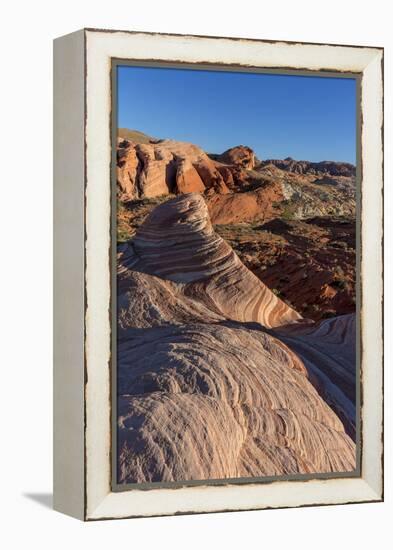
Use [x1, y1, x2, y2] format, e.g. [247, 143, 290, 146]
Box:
[117, 194, 356, 483]
[120, 193, 302, 328]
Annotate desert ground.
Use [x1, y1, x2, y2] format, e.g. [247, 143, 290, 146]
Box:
[116, 130, 356, 484]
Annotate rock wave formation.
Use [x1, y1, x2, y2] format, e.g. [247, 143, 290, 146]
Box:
[120, 194, 301, 328]
[117, 193, 356, 484]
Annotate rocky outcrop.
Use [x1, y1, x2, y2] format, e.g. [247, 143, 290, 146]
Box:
[117, 134, 356, 227]
[206, 180, 285, 224]
[260, 157, 356, 177]
[217, 145, 256, 169]
[117, 139, 139, 201]
[175, 158, 206, 194]
[117, 131, 356, 229]
[120, 194, 301, 328]
[215, 216, 356, 321]
[117, 193, 356, 484]
[117, 138, 232, 201]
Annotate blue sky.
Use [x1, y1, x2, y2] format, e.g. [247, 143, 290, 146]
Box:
[118, 66, 356, 164]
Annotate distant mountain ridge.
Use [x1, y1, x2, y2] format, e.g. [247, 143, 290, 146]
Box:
[260, 157, 356, 177]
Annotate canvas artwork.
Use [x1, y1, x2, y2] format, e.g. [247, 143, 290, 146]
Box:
[53, 29, 383, 520]
[114, 64, 359, 487]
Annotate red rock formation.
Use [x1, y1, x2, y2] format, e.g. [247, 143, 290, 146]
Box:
[215, 165, 235, 189]
[117, 138, 229, 200]
[207, 181, 284, 224]
[193, 159, 230, 194]
[176, 158, 205, 194]
[230, 216, 356, 321]
[117, 135, 356, 232]
[218, 145, 256, 169]
[117, 139, 139, 201]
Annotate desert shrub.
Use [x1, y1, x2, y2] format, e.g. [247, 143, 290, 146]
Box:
[281, 205, 295, 220]
[331, 266, 350, 291]
[117, 226, 133, 243]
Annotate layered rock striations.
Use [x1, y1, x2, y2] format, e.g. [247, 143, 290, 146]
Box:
[119, 194, 301, 328]
[117, 193, 356, 484]
[275, 313, 356, 439]
[117, 134, 356, 321]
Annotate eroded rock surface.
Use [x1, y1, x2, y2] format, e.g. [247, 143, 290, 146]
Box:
[217, 145, 256, 169]
[117, 139, 231, 201]
[117, 135, 356, 226]
[216, 216, 356, 321]
[119, 194, 301, 328]
[275, 313, 356, 439]
[117, 194, 356, 484]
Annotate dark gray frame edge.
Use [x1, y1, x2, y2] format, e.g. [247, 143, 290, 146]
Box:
[110, 59, 363, 492]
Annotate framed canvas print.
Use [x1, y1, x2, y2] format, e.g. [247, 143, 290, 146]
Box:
[53, 28, 384, 520]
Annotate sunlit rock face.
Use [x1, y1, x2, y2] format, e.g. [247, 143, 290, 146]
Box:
[117, 139, 231, 201]
[117, 193, 356, 484]
[217, 145, 256, 170]
[120, 194, 302, 327]
[117, 137, 356, 229]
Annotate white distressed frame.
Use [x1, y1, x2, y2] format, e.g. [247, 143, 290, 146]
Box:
[54, 29, 383, 521]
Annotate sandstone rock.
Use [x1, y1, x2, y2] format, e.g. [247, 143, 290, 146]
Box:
[117, 322, 354, 483]
[175, 158, 206, 194]
[126, 193, 301, 328]
[207, 181, 284, 224]
[218, 145, 256, 169]
[216, 165, 235, 189]
[117, 140, 139, 201]
[193, 159, 229, 193]
[116, 193, 356, 483]
[134, 143, 174, 198]
[117, 134, 356, 228]
[276, 313, 356, 438]
[117, 138, 226, 200]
